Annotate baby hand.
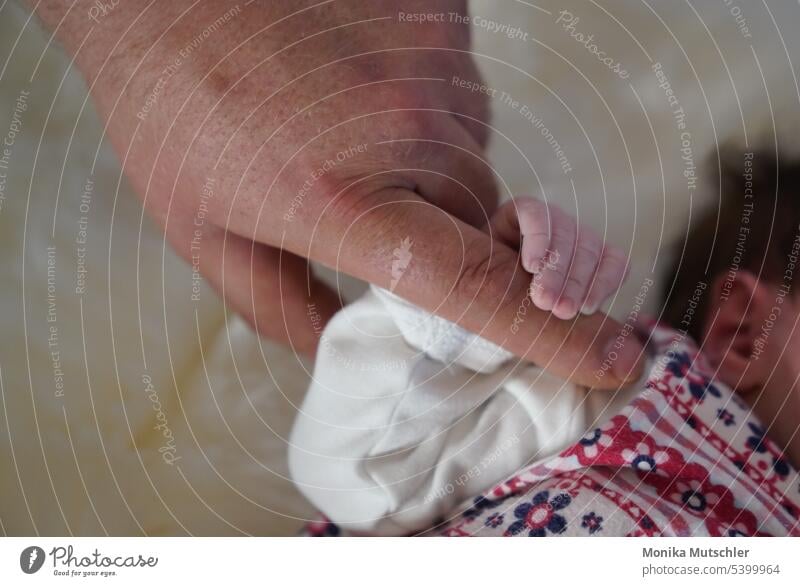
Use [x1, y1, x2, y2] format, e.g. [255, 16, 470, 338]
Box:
[485, 198, 629, 320]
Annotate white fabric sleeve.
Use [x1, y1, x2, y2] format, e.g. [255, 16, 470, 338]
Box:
[288, 287, 594, 535]
[370, 286, 514, 374]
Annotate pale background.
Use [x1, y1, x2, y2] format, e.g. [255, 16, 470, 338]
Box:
[1, 0, 799, 535]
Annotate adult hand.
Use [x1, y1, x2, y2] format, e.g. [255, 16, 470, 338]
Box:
[32, 0, 643, 388]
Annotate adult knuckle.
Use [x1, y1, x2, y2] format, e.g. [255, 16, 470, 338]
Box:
[389, 107, 433, 137]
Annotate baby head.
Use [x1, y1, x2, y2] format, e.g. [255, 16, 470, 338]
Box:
[663, 150, 800, 440]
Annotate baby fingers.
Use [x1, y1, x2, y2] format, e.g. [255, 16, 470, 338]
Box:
[554, 227, 605, 319]
[581, 245, 630, 315]
[526, 205, 577, 316]
[488, 197, 629, 320]
[517, 200, 628, 319]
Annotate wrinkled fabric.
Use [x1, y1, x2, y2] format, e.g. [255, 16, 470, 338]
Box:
[303, 322, 800, 537]
[290, 287, 639, 535]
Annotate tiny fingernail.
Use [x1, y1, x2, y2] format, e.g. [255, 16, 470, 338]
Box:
[527, 256, 544, 274]
[581, 298, 599, 316]
[555, 298, 575, 319]
[522, 255, 535, 273]
[534, 288, 555, 311]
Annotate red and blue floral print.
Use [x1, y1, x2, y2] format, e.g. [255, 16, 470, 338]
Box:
[305, 323, 800, 537]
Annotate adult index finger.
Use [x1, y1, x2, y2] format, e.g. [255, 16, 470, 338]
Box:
[289, 187, 645, 390]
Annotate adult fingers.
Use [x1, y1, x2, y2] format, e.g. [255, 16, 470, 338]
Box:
[379, 110, 501, 228]
[287, 188, 644, 390]
[165, 218, 341, 355]
[448, 54, 494, 150]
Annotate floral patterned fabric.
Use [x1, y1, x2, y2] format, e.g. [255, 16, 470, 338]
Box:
[304, 323, 800, 537]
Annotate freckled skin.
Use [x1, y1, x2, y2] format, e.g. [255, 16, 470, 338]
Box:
[27, 0, 643, 389]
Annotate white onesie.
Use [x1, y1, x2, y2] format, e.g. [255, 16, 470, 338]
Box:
[289, 286, 639, 535]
